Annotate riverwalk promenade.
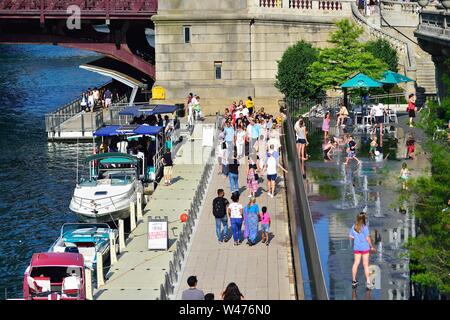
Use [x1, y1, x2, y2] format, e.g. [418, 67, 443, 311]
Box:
[94, 122, 214, 300]
[173, 161, 298, 300]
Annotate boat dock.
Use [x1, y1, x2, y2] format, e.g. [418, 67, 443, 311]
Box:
[93, 121, 217, 300]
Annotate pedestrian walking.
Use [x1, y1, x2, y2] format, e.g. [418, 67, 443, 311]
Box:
[80, 92, 87, 112]
[407, 94, 417, 128]
[181, 276, 205, 300]
[264, 149, 288, 198]
[294, 117, 308, 161]
[245, 96, 254, 115]
[235, 124, 246, 159]
[223, 120, 235, 154]
[322, 111, 331, 140]
[406, 134, 415, 160]
[221, 282, 244, 300]
[228, 150, 240, 194]
[161, 150, 173, 185]
[212, 189, 230, 243]
[349, 212, 376, 290]
[246, 165, 258, 198]
[243, 197, 259, 246]
[260, 206, 271, 246]
[220, 141, 229, 179]
[227, 193, 243, 246]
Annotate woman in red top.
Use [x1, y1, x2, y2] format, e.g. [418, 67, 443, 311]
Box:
[407, 93, 417, 128]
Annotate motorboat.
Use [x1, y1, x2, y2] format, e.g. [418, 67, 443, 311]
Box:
[69, 152, 144, 222]
[49, 223, 118, 269]
[23, 252, 86, 300]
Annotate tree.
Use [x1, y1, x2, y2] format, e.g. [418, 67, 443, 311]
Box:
[365, 38, 399, 72]
[275, 41, 318, 99]
[399, 57, 450, 296]
[308, 19, 388, 90]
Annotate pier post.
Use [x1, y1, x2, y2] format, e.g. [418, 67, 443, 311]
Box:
[85, 268, 93, 300]
[109, 232, 118, 265]
[118, 219, 126, 253]
[130, 201, 136, 231]
[96, 252, 105, 288]
[137, 192, 143, 222]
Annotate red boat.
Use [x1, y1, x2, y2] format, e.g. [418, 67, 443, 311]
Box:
[23, 252, 86, 300]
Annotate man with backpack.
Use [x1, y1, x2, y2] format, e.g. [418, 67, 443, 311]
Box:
[212, 189, 230, 243]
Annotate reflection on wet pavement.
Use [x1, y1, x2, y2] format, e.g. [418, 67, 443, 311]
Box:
[305, 132, 414, 300]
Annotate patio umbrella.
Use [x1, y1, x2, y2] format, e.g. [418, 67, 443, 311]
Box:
[341, 73, 382, 113]
[378, 70, 414, 111]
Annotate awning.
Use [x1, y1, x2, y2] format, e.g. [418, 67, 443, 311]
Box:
[80, 57, 150, 89]
[143, 104, 179, 115]
[93, 125, 122, 137]
[85, 152, 139, 164]
[118, 107, 140, 117]
[94, 125, 163, 137]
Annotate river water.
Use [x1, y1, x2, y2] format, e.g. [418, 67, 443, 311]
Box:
[0, 45, 110, 298]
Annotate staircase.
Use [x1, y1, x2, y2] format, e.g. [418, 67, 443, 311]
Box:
[415, 56, 437, 95]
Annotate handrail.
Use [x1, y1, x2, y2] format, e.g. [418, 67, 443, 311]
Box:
[281, 102, 329, 300]
[351, 2, 416, 70]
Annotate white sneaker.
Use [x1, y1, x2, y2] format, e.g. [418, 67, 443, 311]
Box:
[270, 194, 274, 199]
[248, 194, 252, 198]
[267, 192, 272, 197]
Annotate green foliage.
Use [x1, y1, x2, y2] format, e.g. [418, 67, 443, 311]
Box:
[308, 19, 388, 90]
[275, 41, 319, 99]
[400, 57, 450, 295]
[365, 38, 399, 72]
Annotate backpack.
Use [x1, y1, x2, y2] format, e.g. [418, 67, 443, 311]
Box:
[212, 197, 228, 218]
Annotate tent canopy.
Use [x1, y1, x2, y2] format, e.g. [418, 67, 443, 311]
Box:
[85, 152, 138, 164]
[94, 125, 163, 137]
[341, 73, 382, 88]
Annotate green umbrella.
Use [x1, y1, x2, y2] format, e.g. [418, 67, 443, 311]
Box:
[341, 73, 382, 112]
[378, 70, 414, 110]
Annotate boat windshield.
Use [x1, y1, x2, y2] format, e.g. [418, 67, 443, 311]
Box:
[61, 224, 110, 240]
[29, 266, 83, 297]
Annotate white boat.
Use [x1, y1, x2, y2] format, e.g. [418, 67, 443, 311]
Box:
[69, 152, 144, 222]
[49, 223, 118, 269]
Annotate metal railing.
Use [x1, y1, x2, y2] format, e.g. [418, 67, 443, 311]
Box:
[159, 114, 222, 300]
[281, 99, 329, 300]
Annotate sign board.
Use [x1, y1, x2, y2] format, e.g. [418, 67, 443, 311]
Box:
[152, 86, 165, 100]
[202, 126, 214, 147]
[147, 216, 168, 250]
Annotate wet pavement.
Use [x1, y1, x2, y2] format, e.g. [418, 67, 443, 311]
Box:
[303, 116, 430, 300]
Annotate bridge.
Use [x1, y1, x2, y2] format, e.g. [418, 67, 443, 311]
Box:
[0, 0, 158, 79]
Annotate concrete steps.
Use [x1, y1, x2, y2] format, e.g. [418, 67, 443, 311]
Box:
[415, 57, 437, 95]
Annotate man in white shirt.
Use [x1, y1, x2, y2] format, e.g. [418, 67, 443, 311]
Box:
[371, 102, 386, 132]
[264, 151, 287, 198]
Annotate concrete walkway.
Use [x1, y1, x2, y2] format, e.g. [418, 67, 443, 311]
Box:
[174, 159, 297, 300]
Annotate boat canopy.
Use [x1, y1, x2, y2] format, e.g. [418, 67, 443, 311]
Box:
[94, 125, 163, 137]
[119, 104, 180, 116]
[61, 223, 110, 243]
[85, 152, 139, 164]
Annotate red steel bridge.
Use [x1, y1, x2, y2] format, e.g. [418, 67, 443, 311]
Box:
[0, 0, 158, 79]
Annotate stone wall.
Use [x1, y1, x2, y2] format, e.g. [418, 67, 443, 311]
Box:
[152, 0, 352, 114]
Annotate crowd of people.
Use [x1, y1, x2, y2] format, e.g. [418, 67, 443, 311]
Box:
[80, 86, 120, 112]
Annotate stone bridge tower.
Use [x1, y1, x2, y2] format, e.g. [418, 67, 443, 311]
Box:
[152, 0, 353, 114]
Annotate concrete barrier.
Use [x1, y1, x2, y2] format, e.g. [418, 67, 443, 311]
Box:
[130, 201, 136, 231]
[137, 192, 143, 221]
[109, 232, 117, 265]
[96, 252, 104, 288]
[118, 219, 126, 253]
[85, 268, 93, 300]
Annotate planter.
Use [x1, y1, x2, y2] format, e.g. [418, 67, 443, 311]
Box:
[417, 0, 429, 7]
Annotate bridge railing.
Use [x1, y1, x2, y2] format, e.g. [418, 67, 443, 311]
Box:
[0, 0, 158, 16]
[257, 0, 346, 10]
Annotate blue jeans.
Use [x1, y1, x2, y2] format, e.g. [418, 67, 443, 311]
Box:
[231, 218, 243, 242]
[215, 216, 229, 241]
[228, 172, 239, 193]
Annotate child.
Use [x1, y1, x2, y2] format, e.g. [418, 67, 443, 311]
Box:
[246, 166, 258, 198]
[406, 134, 415, 160]
[322, 112, 331, 140]
[260, 206, 271, 246]
[399, 162, 410, 190]
[344, 136, 361, 165]
[369, 137, 378, 159]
